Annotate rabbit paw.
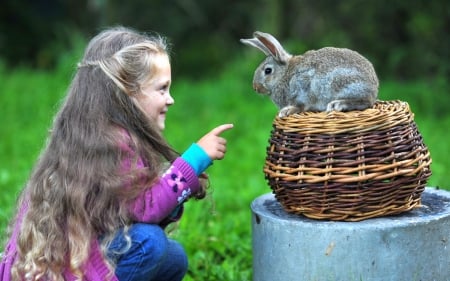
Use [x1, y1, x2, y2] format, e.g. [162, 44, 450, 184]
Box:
[278, 106, 301, 117]
[326, 100, 349, 112]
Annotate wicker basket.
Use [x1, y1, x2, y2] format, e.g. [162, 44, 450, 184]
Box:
[264, 100, 432, 221]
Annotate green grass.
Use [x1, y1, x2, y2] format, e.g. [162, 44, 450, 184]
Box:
[0, 50, 449, 280]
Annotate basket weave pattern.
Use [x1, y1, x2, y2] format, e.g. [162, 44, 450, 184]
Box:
[264, 100, 432, 221]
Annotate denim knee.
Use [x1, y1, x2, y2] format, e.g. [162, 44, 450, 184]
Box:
[157, 239, 188, 281]
[109, 223, 169, 281]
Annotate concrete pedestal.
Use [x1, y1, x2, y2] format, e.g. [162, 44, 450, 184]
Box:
[251, 187, 450, 281]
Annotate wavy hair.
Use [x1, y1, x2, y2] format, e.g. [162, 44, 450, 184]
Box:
[10, 26, 189, 280]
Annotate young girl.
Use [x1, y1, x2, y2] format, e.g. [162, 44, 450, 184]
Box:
[0, 26, 233, 281]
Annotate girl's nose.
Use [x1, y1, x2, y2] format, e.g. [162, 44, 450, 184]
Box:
[167, 93, 175, 105]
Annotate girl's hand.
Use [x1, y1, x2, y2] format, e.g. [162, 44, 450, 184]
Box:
[197, 124, 234, 160]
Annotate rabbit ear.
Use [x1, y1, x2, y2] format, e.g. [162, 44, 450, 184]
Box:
[240, 37, 273, 56]
[253, 31, 291, 64]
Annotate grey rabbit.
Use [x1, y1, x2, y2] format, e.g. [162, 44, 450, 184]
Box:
[240, 31, 379, 117]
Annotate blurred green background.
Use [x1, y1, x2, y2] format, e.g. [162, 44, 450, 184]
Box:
[1, 0, 449, 280]
[1, 0, 448, 79]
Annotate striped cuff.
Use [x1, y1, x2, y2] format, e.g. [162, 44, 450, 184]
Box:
[181, 143, 212, 176]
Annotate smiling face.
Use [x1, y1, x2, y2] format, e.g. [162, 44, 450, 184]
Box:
[134, 54, 174, 131]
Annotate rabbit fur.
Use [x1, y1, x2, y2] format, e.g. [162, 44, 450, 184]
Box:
[240, 31, 379, 117]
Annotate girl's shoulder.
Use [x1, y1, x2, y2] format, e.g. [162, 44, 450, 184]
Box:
[115, 127, 136, 152]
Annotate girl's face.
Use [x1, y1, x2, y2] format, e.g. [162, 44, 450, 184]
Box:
[135, 54, 174, 131]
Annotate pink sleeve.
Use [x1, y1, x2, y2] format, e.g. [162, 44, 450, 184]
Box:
[120, 142, 200, 223]
[120, 130, 200, 224]
[130, 157, 200, 223]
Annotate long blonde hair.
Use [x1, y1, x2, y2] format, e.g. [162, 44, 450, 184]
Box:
[11, 26, 180, 280]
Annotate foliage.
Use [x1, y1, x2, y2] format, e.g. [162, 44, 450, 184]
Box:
[0, 0, 96, 68]
[0, 0, 448, 80]
[0, 47, 449, 280]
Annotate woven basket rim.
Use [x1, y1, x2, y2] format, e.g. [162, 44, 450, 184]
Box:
[274, 100, 413, 134]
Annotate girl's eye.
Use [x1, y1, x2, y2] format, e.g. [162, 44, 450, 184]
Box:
[160, 85, 169, 92]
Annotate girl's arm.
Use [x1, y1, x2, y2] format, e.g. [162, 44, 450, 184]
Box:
[126, 156, 200, 224]
[122, 123, 233, 224]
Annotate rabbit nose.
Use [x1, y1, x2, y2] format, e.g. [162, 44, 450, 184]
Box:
[253, 82, 268, 94]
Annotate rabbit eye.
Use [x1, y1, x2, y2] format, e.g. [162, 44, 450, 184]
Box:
[264, 67, 273, 75]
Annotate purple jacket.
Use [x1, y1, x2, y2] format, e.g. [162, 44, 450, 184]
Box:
[0, 145, 200, 280]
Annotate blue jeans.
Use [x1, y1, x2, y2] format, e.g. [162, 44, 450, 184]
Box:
[106, 223, 188, 281]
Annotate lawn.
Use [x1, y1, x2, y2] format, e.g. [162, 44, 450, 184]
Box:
[0, 50, 448, 280]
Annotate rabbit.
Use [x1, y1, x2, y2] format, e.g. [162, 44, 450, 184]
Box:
[240, 31, 379, 117]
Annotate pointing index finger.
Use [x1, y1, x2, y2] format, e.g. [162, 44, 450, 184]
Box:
[210, 124, 234, 136]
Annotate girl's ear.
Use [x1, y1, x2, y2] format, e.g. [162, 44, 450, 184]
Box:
[253, 31, 292, 64]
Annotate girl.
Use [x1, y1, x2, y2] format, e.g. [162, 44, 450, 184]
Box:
[0, 26, 233, 281]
